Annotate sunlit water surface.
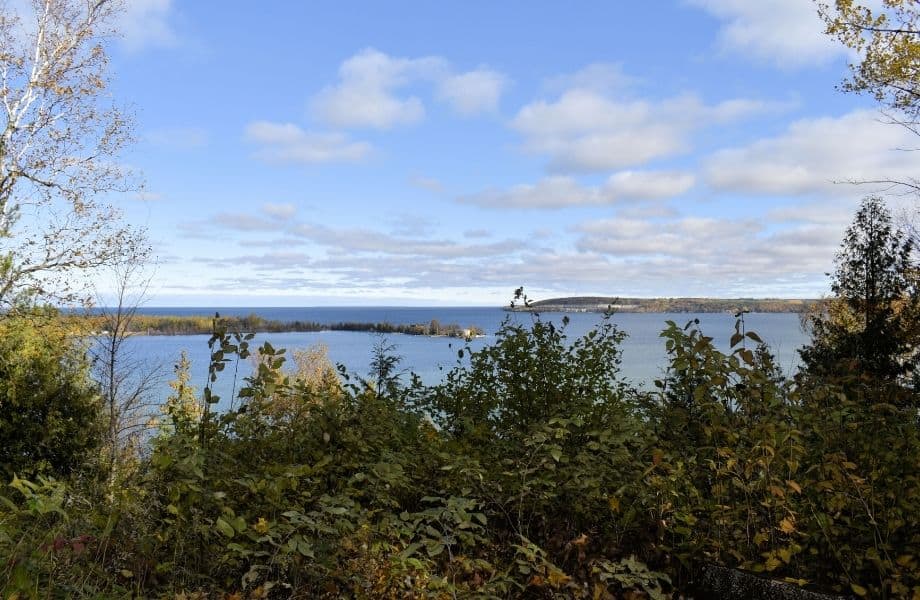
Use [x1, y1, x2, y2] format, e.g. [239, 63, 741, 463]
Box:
[114, 307, 808, 409]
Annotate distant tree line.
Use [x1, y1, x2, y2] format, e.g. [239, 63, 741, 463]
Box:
[508, 297, 819, 314]
[75, 313, 484, 339]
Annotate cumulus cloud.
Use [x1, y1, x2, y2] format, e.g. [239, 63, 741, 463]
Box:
[312, 49, 440, 129]
[244, 121, 371, 164]
[544, 63, 635, 95]
[511, 89, 783, 172]
[119, 0, 179, 52]
[686, 0, 845, 68]
[459, 171, 695, 209]
[312, 48, 509, 128]
[703, 109, 920, 195]
[437, 68, 508, 114]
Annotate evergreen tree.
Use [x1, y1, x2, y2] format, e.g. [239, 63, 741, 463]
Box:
[800, 196, 919, 386]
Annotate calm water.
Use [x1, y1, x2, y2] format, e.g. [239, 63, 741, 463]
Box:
[119, 307, 809, 408]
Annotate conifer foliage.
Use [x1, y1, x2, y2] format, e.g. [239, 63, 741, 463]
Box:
[800, 196, 919, 388]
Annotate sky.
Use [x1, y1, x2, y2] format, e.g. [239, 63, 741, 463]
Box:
[89, 0, 920, 305]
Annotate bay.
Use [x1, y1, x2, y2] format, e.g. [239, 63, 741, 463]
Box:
[117, 307, 809, 408]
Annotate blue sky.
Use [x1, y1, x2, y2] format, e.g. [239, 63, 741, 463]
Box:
[95, 0, 920, 305]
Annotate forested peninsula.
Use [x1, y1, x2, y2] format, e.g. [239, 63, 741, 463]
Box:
[507, 296, 819, 313]
[79, 313, 484, 338]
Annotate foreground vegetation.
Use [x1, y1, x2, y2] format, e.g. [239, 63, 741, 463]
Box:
[1, 199, 919, 599]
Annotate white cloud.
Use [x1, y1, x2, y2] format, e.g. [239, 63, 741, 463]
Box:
[575, 214, 842, 287]
[511, 89, 782, 172]
[262, 202, 297, 220]
[460, 170, 695, 209]
[605, 170, 697, 201]
[212, 213, 283, 232]
[686, 0, 844, 68]
[544, 63, 635, 95]
[182, 203, 845, 297]
[703, 109, 920, 195]
[437, 68, 508, 115]
[244, 121, 371, 164]
[4, 0, 179, 51]
[312, 48, 509, 128]
[312, 49, 440, 129]
[119, 0, 179, 52]
[290, 223, 523, 258]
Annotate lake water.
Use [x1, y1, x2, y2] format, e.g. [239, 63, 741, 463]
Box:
[118, 307, 809, 408]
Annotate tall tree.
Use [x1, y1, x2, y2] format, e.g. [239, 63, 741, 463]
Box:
[819, 1, 920, 127]
[800, 197, 919, 385]
[0, 0, 147, 308]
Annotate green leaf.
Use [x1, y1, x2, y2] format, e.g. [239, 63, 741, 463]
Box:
[215, 517, 235, 538]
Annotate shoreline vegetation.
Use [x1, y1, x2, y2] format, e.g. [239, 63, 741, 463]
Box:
[76, 313, 485, 339]
[506, 296, 820, 313]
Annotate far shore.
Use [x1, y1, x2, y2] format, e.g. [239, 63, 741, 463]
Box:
[506, 296, 820, 314]
[75, 313, 485, 339]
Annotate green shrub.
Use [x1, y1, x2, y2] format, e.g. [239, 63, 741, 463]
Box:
[0, 310, 103, 479]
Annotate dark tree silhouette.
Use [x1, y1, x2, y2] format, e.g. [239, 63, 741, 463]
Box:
[801, 197, 919, 386]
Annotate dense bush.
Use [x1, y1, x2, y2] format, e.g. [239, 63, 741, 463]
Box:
[2, 306, 918, 598]
[0, 309, 102, 479]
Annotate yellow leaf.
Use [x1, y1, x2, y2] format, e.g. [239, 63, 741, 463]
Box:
[547, 568, 571, 588]
[765, 556, 781, 571]
[778, 547, 792, 563]
[608, 497, 620, 513]
[779, 517, 796, 535]
[769, 485, 786, 499]
[254, 517, 269, 534]
[851, 583, 868, 597]
[786, 480, 802, 494]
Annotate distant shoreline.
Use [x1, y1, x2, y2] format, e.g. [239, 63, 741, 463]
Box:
[506, 296, 820, 314]
[76, 314, 485, 339]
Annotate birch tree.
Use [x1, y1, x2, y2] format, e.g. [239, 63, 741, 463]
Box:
[0, 0, 147, 308]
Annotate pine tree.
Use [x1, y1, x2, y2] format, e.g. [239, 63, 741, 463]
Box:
[800, 197, 919, 385]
